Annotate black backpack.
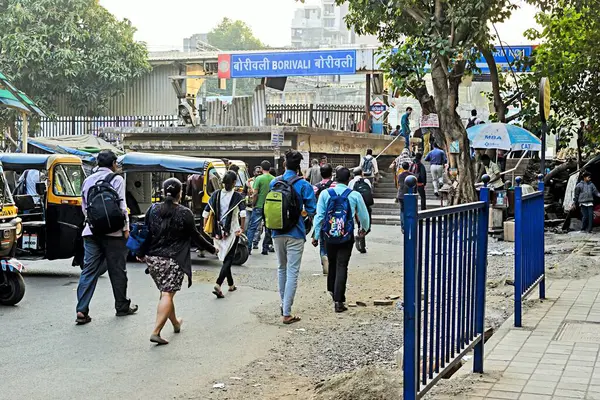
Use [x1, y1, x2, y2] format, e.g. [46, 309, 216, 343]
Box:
[362, 157, 374, 175]
[264, 176, 303, 233]
[314, 179, 334, 198]
[353, 178, 374, 207]
[86, 173, 126, 235]
[466, 117, 477, 129]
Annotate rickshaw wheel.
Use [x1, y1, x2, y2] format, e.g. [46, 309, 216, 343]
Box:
[0, 272, 26, 306]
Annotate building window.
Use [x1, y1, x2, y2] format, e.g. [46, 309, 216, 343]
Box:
[324, 19, 335, 27]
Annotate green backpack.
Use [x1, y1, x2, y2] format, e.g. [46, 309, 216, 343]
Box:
[264, 176, 303, 233]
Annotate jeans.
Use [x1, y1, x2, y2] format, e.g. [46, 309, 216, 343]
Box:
[399, 199, 405, 231]
[430, 164, 444, 193]
[76, 236, 131, 315]
[246, 208, 271, 252]
[581, 205, 594, 232]
[326, 239, 354, 303]
[273, 237, 305, 317]
[319, 237, 327, 257]
[217, 237, 238, 286]
[417, 185, 427, 210]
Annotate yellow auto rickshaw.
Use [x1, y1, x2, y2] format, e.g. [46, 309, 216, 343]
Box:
[0, 160, 25, 305]
[0, 154, 86, 262]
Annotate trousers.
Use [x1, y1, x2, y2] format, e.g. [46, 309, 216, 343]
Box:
[417, 185, 427, 210]
[76, 236, 130, 315]
[430, 164, 444, 193]
[326, 239, 354, 303]
[581, 205, 594, 232]
[273, 237, 305, 317]
[217, 237, 238, 286]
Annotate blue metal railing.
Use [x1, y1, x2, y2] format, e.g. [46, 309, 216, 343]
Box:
[514, 175, 546, 327]
[403, 175, 490, 400]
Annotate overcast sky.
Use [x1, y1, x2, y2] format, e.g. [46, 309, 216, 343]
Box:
[99, 0, 538, 51]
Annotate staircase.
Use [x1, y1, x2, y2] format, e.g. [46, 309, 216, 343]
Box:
[371, 162, 442, 225]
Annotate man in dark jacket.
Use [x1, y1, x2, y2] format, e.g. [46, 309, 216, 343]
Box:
[409, 153, 427, 210]
[574, 171, 600, 233]
[397, 162, 414, 232]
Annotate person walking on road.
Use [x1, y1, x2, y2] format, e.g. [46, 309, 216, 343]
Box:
[397, 162, 414, 232]
[409, 152, 427, 211]
[76, 150, 137, 325]
[307, 159, 322, 185]
[246, 160, 274, 255]
[425, 142, 448, 197]
[574, 171, 600, 233]
[314, 163, 337, 275]
[270, 150, 317, 324]
[313, 167, 370, 313]
[204, 171, 246, 298]
[349, 167, 374, 253]
[138, 178, 212, 345]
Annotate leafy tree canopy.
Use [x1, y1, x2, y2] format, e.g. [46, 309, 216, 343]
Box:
[206, 18, 265, 51]
[0, 0, 151, 116]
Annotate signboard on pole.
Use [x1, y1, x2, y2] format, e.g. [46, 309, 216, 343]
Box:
[218, 49, 357, 79]
[370, 97, 387, 120]
[539, 77, 551, 123]
[270, 126, 285, 147]
[420, 113, 439, 128]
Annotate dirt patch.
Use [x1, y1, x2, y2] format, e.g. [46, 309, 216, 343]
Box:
[314, 366, 402, 400]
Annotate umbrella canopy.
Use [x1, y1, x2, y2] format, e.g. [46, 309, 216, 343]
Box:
[467, 123, 541, 151]
[0, 71, 44, 116]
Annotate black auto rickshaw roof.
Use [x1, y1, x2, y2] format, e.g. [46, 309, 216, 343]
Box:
[0, 153, 80, 172]
[118, 152, 216, 174]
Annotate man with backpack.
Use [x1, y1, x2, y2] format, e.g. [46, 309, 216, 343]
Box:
[361, 149, 379, 187]
[313, 163, 337, 275]
[349, 167, 374, 253]
[75, 150, 137, 325]
[466, 109, 481, 129]
[312, 167, 370, 313]
[246, 160, 274, 256]
[264, 150, 316, 325]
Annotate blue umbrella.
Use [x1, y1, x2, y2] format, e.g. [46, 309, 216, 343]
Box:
[467, 123, 541, 151]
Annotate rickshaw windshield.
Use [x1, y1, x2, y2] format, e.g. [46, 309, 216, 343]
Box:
[214, 166, 228, 180]
[53, 164, 85, 197]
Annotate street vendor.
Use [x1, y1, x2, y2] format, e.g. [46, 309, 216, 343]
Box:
[477, 154, 504, 189]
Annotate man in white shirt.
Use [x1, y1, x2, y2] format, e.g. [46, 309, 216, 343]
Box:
[17, 169, 42, 204]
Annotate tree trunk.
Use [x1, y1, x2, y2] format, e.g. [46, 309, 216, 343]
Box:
[414, 85, 444, 147]
[431, 58, 477, 203]
[480, 46, 508, 123]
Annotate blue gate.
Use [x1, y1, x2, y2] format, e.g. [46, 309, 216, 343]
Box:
[403, 176, 490, 400]
[514, 176, 546, 327]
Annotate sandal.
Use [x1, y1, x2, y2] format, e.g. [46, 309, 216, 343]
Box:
[75, 313, 92, 325]
[228, 285, 237, 292]
[150, 334, 169, 345]
[280, 305, 283, 316]
[283, 315, 301, 325]
[212, 285, 225, 299]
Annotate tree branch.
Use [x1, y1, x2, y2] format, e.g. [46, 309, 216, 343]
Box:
[505, 111, 522, 123]
[404, 7, 427, 23]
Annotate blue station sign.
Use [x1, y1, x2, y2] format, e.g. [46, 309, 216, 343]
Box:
[218, 49, 357, 79]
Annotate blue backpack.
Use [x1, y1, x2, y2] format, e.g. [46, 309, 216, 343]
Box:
[321, 188, 354, 244]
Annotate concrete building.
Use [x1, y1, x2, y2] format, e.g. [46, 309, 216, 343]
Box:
[291, 0, 377, 48]
[183, 33, 216, 52]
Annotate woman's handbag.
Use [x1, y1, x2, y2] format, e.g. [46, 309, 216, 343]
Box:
[204, 208, 216, 236]
[126, 223, 149, 254]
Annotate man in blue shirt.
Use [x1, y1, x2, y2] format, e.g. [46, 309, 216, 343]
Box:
[401, 107, 413, 153]
[270, 150, 317, 325]
[424, 142, 448, 197]
[312, 167, 370, 313]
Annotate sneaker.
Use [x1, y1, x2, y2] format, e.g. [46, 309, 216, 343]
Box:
[261, 250, 269, 256]
[335, 302, 348, 313]
[252, 243, 259, 250]
[116, 304, 139, 317]
[321, 255, 329, 275]
[268, 245, 275, 253]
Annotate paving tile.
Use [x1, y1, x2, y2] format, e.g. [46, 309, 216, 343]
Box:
[492, 380, 527, 393]
[553, 388, 586, 398]
[486, 390, 520, 399]
[522, 383, 555, 395]
[517, 395, 551, 400]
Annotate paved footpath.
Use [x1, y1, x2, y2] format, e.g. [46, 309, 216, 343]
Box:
[464, 275, 600, 400]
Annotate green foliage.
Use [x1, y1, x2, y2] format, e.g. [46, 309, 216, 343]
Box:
[523, 2, 600, 147]
[206, 18, 265, 51]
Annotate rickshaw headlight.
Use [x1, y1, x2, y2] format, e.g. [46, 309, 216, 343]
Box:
[15, 221, 22, 238]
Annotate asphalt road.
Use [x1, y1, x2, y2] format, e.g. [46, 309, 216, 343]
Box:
[0, 258, 280, 400]
[0, 227, 400, 399]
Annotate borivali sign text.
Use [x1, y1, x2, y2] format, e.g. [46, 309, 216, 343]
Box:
[218, 49, 356, 79]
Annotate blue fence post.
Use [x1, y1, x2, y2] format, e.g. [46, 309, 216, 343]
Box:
[538, 174, 546, 300]
[514, 176, 523, 327]
[474, 175, 490, 374]
[403, 175, 419, 400]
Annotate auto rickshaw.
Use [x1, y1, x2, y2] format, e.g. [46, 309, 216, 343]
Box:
[0, 154, 86, 262]
[118, 152, 249, 265]
[0, 160, 26, 305]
